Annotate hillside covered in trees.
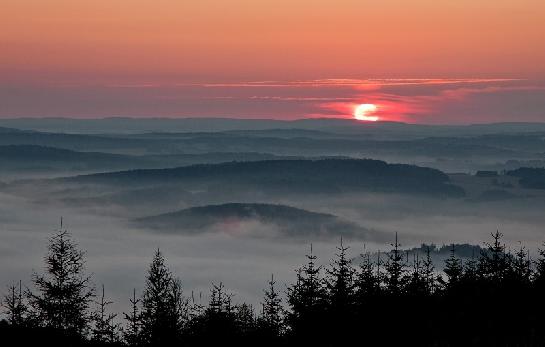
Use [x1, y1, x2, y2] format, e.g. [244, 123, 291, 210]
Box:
[2, 229, 545, 347]
[507, 167, 545, 189]
[60, 159, 465, 197]
[134, 203, 375, 239]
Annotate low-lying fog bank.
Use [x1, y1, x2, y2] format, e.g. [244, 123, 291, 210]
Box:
[2, 184, 545, 315]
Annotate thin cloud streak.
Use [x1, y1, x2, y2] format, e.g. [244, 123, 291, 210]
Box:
[179, 78, 522, 89]
[1, 77, 544, 123]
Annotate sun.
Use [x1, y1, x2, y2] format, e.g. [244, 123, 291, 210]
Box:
[354, 104, 379, 121]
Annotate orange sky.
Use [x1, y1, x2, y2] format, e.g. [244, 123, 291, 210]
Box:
[3, 0, 545, 81]
[1, 0, 545, 121]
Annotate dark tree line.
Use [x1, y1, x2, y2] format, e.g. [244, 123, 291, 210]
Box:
[3, 228, 545, 346]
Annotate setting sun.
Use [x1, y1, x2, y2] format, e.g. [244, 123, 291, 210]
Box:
[354, 104, 379, 121]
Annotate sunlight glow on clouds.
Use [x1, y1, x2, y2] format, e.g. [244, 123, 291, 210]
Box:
[2, 0, 544, 123]
[1, 78, 545, 124]
[354, 104, 379, 122]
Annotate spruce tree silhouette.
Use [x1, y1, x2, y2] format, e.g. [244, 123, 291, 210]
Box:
[384, 233, 407, 295]
[7, 226, 545, 346]
[258, 274, 284, 340]
[139, 249, 186, 347]
[326, 239, 355, 310]
[406, 252, 427, 295]
[511, 243, 532, 286]
[2, 280, 27, 327]
[533, 244, 545, 343]
[187, 282, 240, 345]
[534, 244, 545, 289]
[478, 231, 510, 283]
[324, 239, 355, 344]
[123, 289, 141, 347]
[461, 249, 479, 285]
[208, 282, 233, 315]
[352, 249, 384, 346]
[354, 249, 382, 303]
[27, 229, 94, 337]
[441, 244, 463, 290]
[286, 244, 327, 344]
[422, 246, 436, 294]
[92, 285, 120, 345]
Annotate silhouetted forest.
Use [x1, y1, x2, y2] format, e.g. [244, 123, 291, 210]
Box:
[62, 159, 465, 197]
[3, 229, 545, 347]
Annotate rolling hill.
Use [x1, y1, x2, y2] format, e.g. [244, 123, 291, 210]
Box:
[0, 144, 306, 175]
[507, 167, 545, 189]
[62, 159, 466, 197]
[134, 202, 382, 240]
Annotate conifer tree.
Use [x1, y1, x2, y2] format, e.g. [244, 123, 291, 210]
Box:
[534, 244, 545, 341]
[384, 233, 407, 295]
[461, 250, 479, 286]
[27, 229, 94, 336]
[422, 246, 436, 294]
[511, 243, 531, 286]
[534, 244, 545, 289]
[258, 274, 284, 337]
[92, 284, 120, 344]
[406, 253, 427, 295]
[443, 244, 463, 289]
[169, 278, 189, 335]
[287, 245, 326, 316]
[324, 239, 357, 343]
[2, 280, 27, 326]
[354, 250, 382, 304]
[123, 289, 141, 347]
[286, 245, 326, 340]
[478, 231, 510, 283]
[139, 249, 186, 346]
[208, 282, 233, 315]
[191, 282, 238, 342]
[326, 239, 355, 311]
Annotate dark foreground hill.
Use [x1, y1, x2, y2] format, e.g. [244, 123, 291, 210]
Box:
[134, 203, 382, 240]
[63, 159, 466, 197]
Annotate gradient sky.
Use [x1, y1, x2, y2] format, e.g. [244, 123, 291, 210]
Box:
[2, 0, 545, 123]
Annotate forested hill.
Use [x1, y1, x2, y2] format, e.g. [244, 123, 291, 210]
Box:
[0, 126, 26, 133]
[507, 167, 545, 189]
[0, 145, 130, 163]
[134, 203, 378, 239]
[62, 159, 465, 197]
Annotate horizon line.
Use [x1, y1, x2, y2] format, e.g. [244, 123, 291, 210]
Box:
[1, 116, 545, 127]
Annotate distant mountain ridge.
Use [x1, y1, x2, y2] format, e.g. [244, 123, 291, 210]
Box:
[2, 120, 543, 177]
[0, 124, 540, 161]
[2, 117, 545, 135]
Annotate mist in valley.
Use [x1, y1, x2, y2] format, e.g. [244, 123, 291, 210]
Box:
[2, 120, 545, 315]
